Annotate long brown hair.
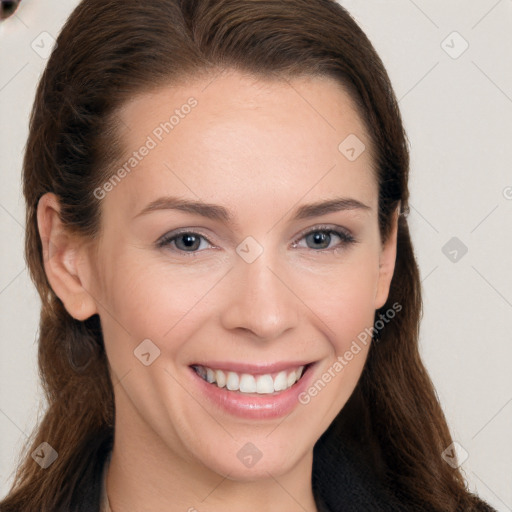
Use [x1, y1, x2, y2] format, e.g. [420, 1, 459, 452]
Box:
[1, 1, 493, 510]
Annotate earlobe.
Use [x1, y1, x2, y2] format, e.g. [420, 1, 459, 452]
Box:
[374, 204, 400, 310]
[37, 193, 98, 321]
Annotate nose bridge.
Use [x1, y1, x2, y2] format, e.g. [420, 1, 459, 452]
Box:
[220, 240, 300, 339]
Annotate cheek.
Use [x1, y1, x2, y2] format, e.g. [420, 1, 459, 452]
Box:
[96, 246, 223, 353]
[303, 257, 379, 420]
[306, 250, 380, 346]
[96, 239, 380, 363]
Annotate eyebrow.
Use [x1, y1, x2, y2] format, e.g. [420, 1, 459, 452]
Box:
[133, 195, 371, 224]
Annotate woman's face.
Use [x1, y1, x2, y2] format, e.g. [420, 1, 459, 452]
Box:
[82, 70, 398, 479]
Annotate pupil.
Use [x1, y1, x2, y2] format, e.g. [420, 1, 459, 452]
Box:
[183, 235, 196, 247]
[180, 234, 199, 250]
[310, 231, 330, 249]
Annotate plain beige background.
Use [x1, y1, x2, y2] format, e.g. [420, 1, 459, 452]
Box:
[1, 1, 511, 510]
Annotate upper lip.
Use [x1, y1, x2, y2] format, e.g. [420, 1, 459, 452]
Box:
[189, 360, 314, 375]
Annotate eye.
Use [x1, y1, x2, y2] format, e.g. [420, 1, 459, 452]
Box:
[156, 224, 357, 257]
[156, 230, 214, 255]
[291, 225, 357, 252]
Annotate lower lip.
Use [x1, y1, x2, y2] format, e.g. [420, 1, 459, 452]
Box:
[188, 363, 317, 420]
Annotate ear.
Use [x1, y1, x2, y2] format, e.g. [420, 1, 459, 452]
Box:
[37, 192, 98, 321]
[374, 203, 400, 310]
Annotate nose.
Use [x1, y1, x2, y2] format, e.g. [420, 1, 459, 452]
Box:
[220, 250, 300, 341]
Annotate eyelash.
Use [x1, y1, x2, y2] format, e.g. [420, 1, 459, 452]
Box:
[156, 224, 357, 257]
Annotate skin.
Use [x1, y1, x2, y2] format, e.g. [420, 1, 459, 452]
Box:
[38, 70, 398, 512]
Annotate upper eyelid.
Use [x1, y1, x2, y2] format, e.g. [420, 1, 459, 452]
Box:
[295, 224, 354, 239]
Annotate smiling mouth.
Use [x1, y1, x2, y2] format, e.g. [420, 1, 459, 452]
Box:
[190, 363, 312, 395]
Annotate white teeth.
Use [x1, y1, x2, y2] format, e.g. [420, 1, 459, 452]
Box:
[239, 374, 257, 393]
[226, 371, 239, 391]
[193, 364, 307, 394]
[287, 370, 297, 387]
[273, 371, 288, 391]
[215, 369, 226, 388]
[206, 367, 215, 384]
[256, 374, 274, 394]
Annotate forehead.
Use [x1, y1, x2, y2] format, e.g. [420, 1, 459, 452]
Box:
[105, 71, 377, 221]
